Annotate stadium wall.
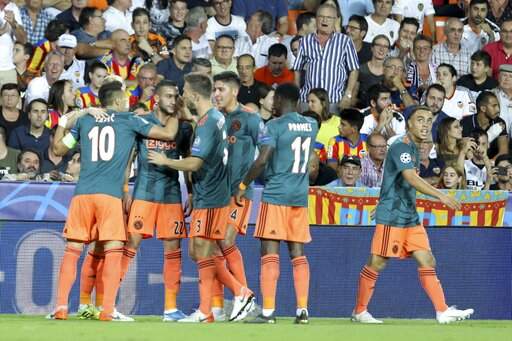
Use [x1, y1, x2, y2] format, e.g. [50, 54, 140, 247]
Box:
[1, 222, 510, 319]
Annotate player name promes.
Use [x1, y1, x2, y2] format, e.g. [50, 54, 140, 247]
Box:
[288, 123, 313, 132]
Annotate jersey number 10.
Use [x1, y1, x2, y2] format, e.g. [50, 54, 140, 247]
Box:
[291, 136, 311, 173]
[88, 126, 115, 162]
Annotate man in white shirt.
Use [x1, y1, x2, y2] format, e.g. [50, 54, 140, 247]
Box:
[392, 0, 435, 40]
[103, 0, 134, 35]
[57, 33, 85, 90]
[239, 10, 279, 68]
[461, 0, 500, 55]
[206, 0, 246, 53]
[364, 0, 400, 45]
[25, 51, 64, 105]
[185, 6, 210, 59]
[0, 0, 26, 88]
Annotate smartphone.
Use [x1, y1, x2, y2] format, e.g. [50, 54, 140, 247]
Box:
[497, 167, 508, 176]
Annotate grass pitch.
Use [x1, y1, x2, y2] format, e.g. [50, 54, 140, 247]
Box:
[0, 315, 510, 341]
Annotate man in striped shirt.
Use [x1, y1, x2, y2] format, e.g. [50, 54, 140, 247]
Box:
[292, 3, 359, 112]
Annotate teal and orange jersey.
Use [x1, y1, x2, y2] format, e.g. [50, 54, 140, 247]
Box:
[225, 104, 263, 199]
[69, 111, 153, 198]
[127, 85, 156, 111]
[375, 134, 421, 227]
[259, 112, 318, 207]
[27, 39, 52, 75]
[190, 108, 230, 209]
[326, 134, 368, 164]
[98, 52, 142, 81]
[133, 112, 184, 204]
[314, 140, 327, 163]
[75, 86, 99, 109]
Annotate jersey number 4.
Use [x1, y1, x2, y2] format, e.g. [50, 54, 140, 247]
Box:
[88, 126, 115, 162]
[291, 137, 311, 173]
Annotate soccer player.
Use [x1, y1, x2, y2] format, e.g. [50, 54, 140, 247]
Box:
[235, 83, 319, 324]
[47, 81, 179, 321]
[75, 61, 108, 109]
[147, 73, 254, 323]
[211, 71, 262, 319]
[352, 105, 474, 324]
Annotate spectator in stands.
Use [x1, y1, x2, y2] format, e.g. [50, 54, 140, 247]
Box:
[487, 0, 512, 27]
[392, 0, 435, 39]
[360, 133, 386, 187]
[25, 51, 64, 105]
[13, 42, 34, 92]
[0, 126, 20, 175]
[464, 129, 493, 190]
[0, 0, 26, 89]
[130, 7, 167, 64]
[99, 29, 142, 82]
[436, 117, 465, 165]
[185, 6, 209, 59]
[20, 0, 52, 45]
[8, 98, 50, 157]
[389, 17, 419, 66]
[0, 83, 27, 141]
[327, 155, 362, 187]
[232, 0, 289, 36]
[295, 12, 317, 38]
[236, 54, 263, 106]
[26, 19, 67, 76]
[407, 34, 436, 99]
[191, 57, 211, 75]
[382, 57, 417, 108]
[361, 83, 406, 141]
[156, 35, 192, 92]
[345, 15, 372, 65]
[483, 18, 512, 79]
[75, 60, 108, 108]
[254, 43, 294, 87]
[155, 0, 188, 44]
[489, 154, 512, 190]
[456, 50, 498, 98]
[337, 0, 374, 26]
[60, 150, 80, 182]
[423, 84, 449, 143]
[206, 0, 246, 53]
[2, 148, 41, 180]
[41, 129, 69, 174]
[73, 7, 112, 59]
[327, 108, 367, 169]
[103, 0, 134, 35]
[364, 0, 400, 45]
[419, 133, 444, 186]
[211, 34, 237, 76]
[47, 79, 75, 129]
[257, 84, 274, 122]
[494, 64, 512, 138]
[57, 34, 86, 90]
[432, 17, 471, 77]
[321, 0, 343, 32]
[356, 35, 389, 108]
[127, 63, 157, 111]
[438, 163, 467, 189]
[436, 63, 475, 120]
[307, 88, 339, 162]
[56, 0, 87, 32]
[293, 4, 359, 112]
[462, 0, 499, 55]
[461, 91, 508, 159]
[242, 10, 280, 68]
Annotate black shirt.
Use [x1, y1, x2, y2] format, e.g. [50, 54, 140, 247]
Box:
[357, 42, 372, 65]
[56, 8, 81, 32]
[420, 157, 445, 179]
[456, 75, 498, 93]
[156, 57, 192, 93]
[461, 114, 508, 159]
[238, 81, 264, 106]
[0, 109, 29, 142]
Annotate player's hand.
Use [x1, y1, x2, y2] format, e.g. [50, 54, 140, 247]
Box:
[147, 151, 168, 166]
[439, 193, 461, 211]
[141, 85, 155, 101]
[184, 193, 193, 217]
[235, 189, 245, 207]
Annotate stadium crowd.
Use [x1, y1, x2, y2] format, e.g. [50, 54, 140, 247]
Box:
[1, 0, 512, 191]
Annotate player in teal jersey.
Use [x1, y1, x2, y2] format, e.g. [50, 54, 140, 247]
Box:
[352, 106, 474, 324]
[47, 81, 179, 322]
[148, 73, 255, 323]
[235, 83, 319, 324]
[210, 71, 262, 320]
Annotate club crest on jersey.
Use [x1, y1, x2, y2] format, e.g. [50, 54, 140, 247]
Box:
[230, 119, 241, 132]
[193, 136, 201, 146]
[400, 152, 412, 164]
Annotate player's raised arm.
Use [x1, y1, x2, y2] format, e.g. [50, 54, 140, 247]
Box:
[145, 115, 179, 141]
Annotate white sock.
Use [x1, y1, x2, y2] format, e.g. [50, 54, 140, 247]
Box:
[296, 308, 308, 316]
[212, 307, 224, 314]
[262, 308, 274, 317]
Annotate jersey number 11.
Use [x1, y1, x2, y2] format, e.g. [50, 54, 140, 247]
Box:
[291, 136, 311, 174]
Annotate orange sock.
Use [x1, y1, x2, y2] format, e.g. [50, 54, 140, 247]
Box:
[79, 251, 101, 305]
[120, 247, 137, 281]
[197, 258, 216, 315]
[101, 248, 123, 316]
[292, 256, 310, 309]
[260, 254, 280, 310]
[211, 277, 224, 309]
[354, 265, 379, 314]
[95, 255, 105, 307]
[56, 246, 82, 307]
[163, 249, 181, 311]
[418, 267, 449, 312]
[214, 255, 243, 296]
[222, 245, 247, 287]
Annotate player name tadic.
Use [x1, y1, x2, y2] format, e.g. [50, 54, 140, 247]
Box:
[288, 122, 313, 132]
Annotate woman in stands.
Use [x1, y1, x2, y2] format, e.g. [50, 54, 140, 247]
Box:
[438, 164, 467, 190]
[46, 79, 76, 129]
[436, 117, 467, 167]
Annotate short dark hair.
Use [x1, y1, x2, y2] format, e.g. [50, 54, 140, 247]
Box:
[45, 20, 68, 42]
[171, 35, 192, 49]
[79, 7, 98, 27]
[413, 34, 433, 48]
[192, 57, 212, 69]
[471, 50, 492, 67]
[237, 54, 255, 67]
[495, 153, 512, 166]
[155, 79, 178, 95]
[339, 108, 364, 131]
[1, 83, 20, 95]
[368, 84, 391, 105]
[470, 0, 489, 8]
[476, 91, 497, 112]
[275, 83, 300, 106]
[407, 105, 433, 122]
[425, 83, 446, 97]
[438, 63, 457, 77]
[132, 7, 150, 20]
[290, 35, 302, 47]
[257, 83, 273, 99]
[27, 98, 48, 112]
[99, 81, 124, 106]
[348, 15, 368, 33]
[400, 17, 420, 32]
[253, 10, 274, 34]
[184, 72, 212, 99]
[213, 71, 241, 89]
[17, 148, 41, 165]
[371, 34, 390, 47]
[296, 12, 315, 32]
[215, 34, 235, 45]
[268, 43, 287, 59]
[469, 128, 487, 142]
[15, 41, 34, 56]
[89, 60, 108, 74]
